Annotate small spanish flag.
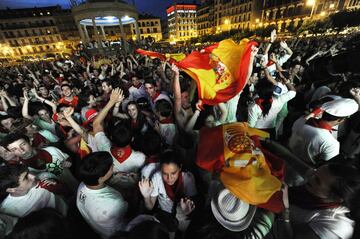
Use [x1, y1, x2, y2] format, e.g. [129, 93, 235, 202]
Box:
[78, 137, 91, 159]
[176, 39, 257, 105]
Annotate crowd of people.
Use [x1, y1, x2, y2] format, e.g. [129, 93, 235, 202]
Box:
[0, 29, 359, 239]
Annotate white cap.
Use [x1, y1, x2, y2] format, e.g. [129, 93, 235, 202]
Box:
[322, 98, 359, 117]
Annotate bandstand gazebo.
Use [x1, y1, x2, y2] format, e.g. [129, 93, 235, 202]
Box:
[72, 0, 140, 51]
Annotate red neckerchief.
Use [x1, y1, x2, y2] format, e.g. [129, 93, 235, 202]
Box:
[255, 98, 273, 111]
[159, 117, 173, 124]
[110, 145, 132, 163]
[22, 149, 52, 170]
[266, 60, 275, 67]
[306, 118, 335, 133]
[151, 92, 161, 102]
[31, 133, 48, 148]
[133, 83, 142, 89]
[164, 172, 184, 202]
[145, 155, 159, 164]
[131, 119, 139, 129]
[289, 185, 341, 210]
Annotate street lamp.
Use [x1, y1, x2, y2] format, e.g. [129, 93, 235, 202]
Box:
[306, 0, 316, 18]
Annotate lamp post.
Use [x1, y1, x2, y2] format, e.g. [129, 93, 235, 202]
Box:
[306, 0, 316, 19]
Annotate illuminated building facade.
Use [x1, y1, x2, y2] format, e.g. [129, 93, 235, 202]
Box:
[196, 0, 263, 36]
[0, 6, 73, 60]
[260, 0, 360, 33]
[167, 4, 197, 42]
[130, 15, 162, 41]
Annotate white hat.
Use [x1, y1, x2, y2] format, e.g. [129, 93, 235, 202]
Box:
[211, 188, 256, 232]
[322, 98, 359, 117]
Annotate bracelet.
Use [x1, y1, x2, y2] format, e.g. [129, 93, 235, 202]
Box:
[42, 99, 46, 104]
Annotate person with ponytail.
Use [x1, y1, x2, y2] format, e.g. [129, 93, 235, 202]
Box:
[276, 157, 360, 239]
[247, 76, 296, 138]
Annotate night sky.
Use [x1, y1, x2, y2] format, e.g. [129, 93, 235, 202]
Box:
[0, 0, 197, 19]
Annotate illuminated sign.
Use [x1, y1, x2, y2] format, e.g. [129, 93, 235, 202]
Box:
[166, 4, 197, 14]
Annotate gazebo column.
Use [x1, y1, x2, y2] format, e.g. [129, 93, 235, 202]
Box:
[91, 17, 102, 47]
[76, 21, 86, 43]
[100, 26, 106, 40]
[134, 20, 141, 41]
[83, 25, 90, 43]
[118, 16, 128, 52]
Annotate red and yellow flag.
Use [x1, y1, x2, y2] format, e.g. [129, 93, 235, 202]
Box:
[196, 122, 285, 209]
[135, 49, 186, 64]
[176, 39, 257, 105]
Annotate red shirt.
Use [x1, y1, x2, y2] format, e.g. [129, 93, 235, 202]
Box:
[58, 96, 79, 107]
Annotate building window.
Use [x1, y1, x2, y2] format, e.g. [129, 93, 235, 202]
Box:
[140, 29, 143, 34]
[147, 28, 150, 33]
[153, 28, 157, 33]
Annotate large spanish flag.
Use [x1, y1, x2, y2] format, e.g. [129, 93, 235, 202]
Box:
[176, 39, 257, 105]
[196, 122, 285, 210]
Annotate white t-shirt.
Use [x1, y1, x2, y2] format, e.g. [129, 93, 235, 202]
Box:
[149, 93, 172, 112]
[248, 91, 296, 129]
[150, 171, 197, 214]
[141, 162, 160, 179]
[95, 132, 145, 173]
[289, 117, 340, 165]
[128, 84, 147, 102]
[225, 92, 242, 123]
[290, 205, 354, 239]
[76, 182, 128, 238]
[159, 123, 177, 146]
[0, 184, 68, 217]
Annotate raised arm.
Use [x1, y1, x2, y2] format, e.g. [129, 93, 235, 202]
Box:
[63, 107, 88, 142]
[217, 102, 228, 124]
[245, 45, 258, 85]
[1, 90, 17, 107]
[93, 88, 123, 133]
[264, 29, 276, 55]
[172, 64, 182, 118]
[280, 41, 293, 56]
[32, 88, 57, 114]
[22, 91, 33, 120]
[185, 100, 202, 132]
[112, 91, 129, 119]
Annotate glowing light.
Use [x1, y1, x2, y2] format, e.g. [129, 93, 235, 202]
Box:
[306, 0, 315, 6]
[329, 3, 335, 9]
[320, 11, 326, 16]
[255, 18, 260, 23]
[224, 19, 230, 24]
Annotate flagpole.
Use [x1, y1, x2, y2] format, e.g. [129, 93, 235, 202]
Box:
[174, 0, 178, 40]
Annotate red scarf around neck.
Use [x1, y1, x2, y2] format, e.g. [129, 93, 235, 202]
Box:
[164, 172, 184, 202]
[151, 92, 161, 102]
[110, 145, 132, 163]
[255, 98, 273, 111]
[306, 118, 335, 133]
[133, 83, 142, 89]
[159, 117, 173, 124]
